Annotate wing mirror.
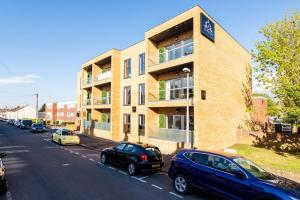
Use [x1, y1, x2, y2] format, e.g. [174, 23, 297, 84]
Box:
[0, 152, 7, 158]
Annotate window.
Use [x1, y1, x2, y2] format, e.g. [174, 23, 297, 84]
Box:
[188, 153, 209, 166]
[211, 156, 240, 174]
[123, 86, 131, 106]
[138, 83, 145, 105]
[139, 53, 145, 75]
[124, 58, 131, 78]
[138, 114, 145, 136]
[164, 115, 194, 131]
[67, 112, 75, 118]
[124, 144, 137, 153]
[123, 114, 131, 133]
[57, 112, 64, 117]
[116, 143, 126, 151]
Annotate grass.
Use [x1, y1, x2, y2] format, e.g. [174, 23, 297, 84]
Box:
[231, 144, 300, 174]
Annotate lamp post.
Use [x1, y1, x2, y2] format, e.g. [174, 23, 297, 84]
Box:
[182, 67, 190, 148]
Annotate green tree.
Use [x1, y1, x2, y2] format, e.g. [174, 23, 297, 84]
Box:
[252, 12, 300, 131]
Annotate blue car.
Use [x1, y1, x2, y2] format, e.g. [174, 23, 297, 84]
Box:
[168, 149, 300, 200]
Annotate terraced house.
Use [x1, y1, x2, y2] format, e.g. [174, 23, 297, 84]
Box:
[77, 6, 251, 153]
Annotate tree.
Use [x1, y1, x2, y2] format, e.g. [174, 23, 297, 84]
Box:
[252, 11, 300, 131]
[39, 104, 46, 112]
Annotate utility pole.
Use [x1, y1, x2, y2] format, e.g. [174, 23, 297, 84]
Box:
[35, 93, 39, 119]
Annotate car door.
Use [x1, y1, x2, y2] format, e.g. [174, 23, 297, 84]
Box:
[185, 152, 216, 190]
[111, 143, 127, 165]
[209, 155, 257, 200]
[122, 144, 138, 167]
[54, 130, 61, 142]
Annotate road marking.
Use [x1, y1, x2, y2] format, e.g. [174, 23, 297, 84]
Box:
[97, 162, 103, 165]
[154, 172, 163, 176]
[118, 170, 127, 175]
[6, 191, 12, 200]
[109, 166, 116, 170]
[169, 192, 183, 199]
[81, 155, 87, 158]
[89, 158, 95, 162]
[131, 176, 146, 183]
[75, 152, 80, 155]
[5, 150, 30, 154]
[0, 145, 25, 149]
[139, 176, 149, 180]
[62, 163, 70, 166]
[151, 184, 163, 190]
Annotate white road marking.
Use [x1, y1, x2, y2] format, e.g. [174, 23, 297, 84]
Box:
[169, 192, 183, 199]
[118, 170, 127, 175]
[89, 158, 95, 162]
[0, 145, 25, 149]
[151, 184, 163, 190]
[139, 176, 149, 180]
[75, 152, 80, 155]
[5, 150, 30, 154]
[62, 163, 70, 166]
[6, 191, 12, 200]
[109, 166, 116, 170]
[97, 162, 103, 165]
[131, 176, 147, 183]
[81, 155, 87, 158]
[154, 172, 163, 176]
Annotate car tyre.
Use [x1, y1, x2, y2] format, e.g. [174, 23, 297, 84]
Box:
[127, 162, 136, 176]
[58, 139, 62, 145]
[173, 173, 189, 195]
[100, 153, 107, 164]
[0, 178, 8, 195]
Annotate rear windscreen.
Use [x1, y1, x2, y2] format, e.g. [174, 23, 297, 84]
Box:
[145, 147, 161, 156]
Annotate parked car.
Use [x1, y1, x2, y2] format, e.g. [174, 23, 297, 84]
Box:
[0, 152, 7, 195]
[51, 129, 80, 145]
[7, 119, 14, 125]
[14, 119, 21, 127]
[20, 120, 32, 129]
[30, 123, 46, 133]
[168, 149, 300, 200]
[100, 142, 164, 175]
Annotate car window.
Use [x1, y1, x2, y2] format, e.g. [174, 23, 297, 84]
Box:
[211, 156, 240, 174]
[124, 144, 137, 153]
[145, 147, 161, 156]
[188, 153, 210, 166]
[116, 143, 126, 151]
[62, 130, 75, 135]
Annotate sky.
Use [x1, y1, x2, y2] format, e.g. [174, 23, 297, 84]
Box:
[0, 0, 299, 108]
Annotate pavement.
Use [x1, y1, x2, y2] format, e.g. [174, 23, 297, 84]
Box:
[0, 121, 213, 200]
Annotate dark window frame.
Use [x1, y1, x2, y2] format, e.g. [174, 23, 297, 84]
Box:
[138, 53, 145, 75]
[123, 86, 131, 106]
[138, 83, 145, 105]
[124, 58, 132, 79]
[138, 114, 145, 136]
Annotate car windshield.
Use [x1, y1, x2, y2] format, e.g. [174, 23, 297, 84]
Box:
[233, 157, 274, 180]
[61, 130, 75, 136]
[33, 124, 43, 128]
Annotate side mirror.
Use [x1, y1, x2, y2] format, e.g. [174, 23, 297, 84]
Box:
[233, 171, 245, 179]
[0, 152, 7, 158]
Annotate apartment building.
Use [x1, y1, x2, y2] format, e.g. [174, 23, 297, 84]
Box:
[45, 101, 77, 123]
[78, 6, 252, 153]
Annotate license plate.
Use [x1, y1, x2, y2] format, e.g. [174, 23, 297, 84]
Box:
[152, 164, 160, 168]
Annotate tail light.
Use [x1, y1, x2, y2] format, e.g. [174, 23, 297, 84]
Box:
[140, 154, 148, 161]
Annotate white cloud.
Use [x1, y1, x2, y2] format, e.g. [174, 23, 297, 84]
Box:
[0, 74, 40, 85]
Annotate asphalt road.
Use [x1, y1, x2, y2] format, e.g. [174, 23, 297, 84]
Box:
[0, 122, 214, 200]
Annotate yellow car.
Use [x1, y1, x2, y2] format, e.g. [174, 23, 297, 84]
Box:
[52, 129, 80, 145]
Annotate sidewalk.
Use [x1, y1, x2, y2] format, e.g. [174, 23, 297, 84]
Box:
[78, 134, 174, 172]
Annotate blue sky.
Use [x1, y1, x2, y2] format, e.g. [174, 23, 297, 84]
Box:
[0, 0, 299, 108]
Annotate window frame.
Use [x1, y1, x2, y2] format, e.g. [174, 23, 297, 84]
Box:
[138, 53, 145, 75]
[124, 58, 132, 79]
[138, 83, 145, 105]
[138, 114, 145, 136]
[123, 86, 131, 106]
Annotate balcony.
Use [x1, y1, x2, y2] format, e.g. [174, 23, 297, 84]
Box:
[83, 99, 91, 106]
[83, 77, 92, 88]
[94, 122, 111, 131]
[93, 96, 111, 109]
[94, 71, 112, 86]
[148, 128, 192, 143]
[83, 120, 91, 129]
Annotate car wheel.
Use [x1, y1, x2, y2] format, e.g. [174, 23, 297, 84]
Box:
[58, 139, 62, 145]
[174, 173, 189, 195]
[127, 162, 136, 175]
[100, 154, 107, 164]
[0, 178, 8, 194]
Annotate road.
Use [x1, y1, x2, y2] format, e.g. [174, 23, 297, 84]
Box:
[0, 121, 214, 200]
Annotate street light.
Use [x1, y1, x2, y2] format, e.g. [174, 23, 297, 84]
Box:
[182, 67, 191, 148]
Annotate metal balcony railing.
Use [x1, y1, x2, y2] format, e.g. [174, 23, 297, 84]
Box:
[94, 122, 111, 131]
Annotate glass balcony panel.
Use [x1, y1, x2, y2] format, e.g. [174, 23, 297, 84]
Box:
[83, 120, 91, 128]
[148, 128, 193, 143]
[94, 71, 112, 82]
[94, 122, 111, 131]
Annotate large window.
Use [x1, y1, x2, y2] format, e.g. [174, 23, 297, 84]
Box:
[124, 58, 131, 78]
[139, 53, 145, 75]
[138, 114, 145, 136]
[123, 86, 131, 106]
[123, 114, 131, 133]
[138, 83, 145, 105]
[159, 114, 194, 131]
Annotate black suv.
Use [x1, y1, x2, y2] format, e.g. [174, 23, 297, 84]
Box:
[0, 153, 7, 195]
[100, 142, 164, 175]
